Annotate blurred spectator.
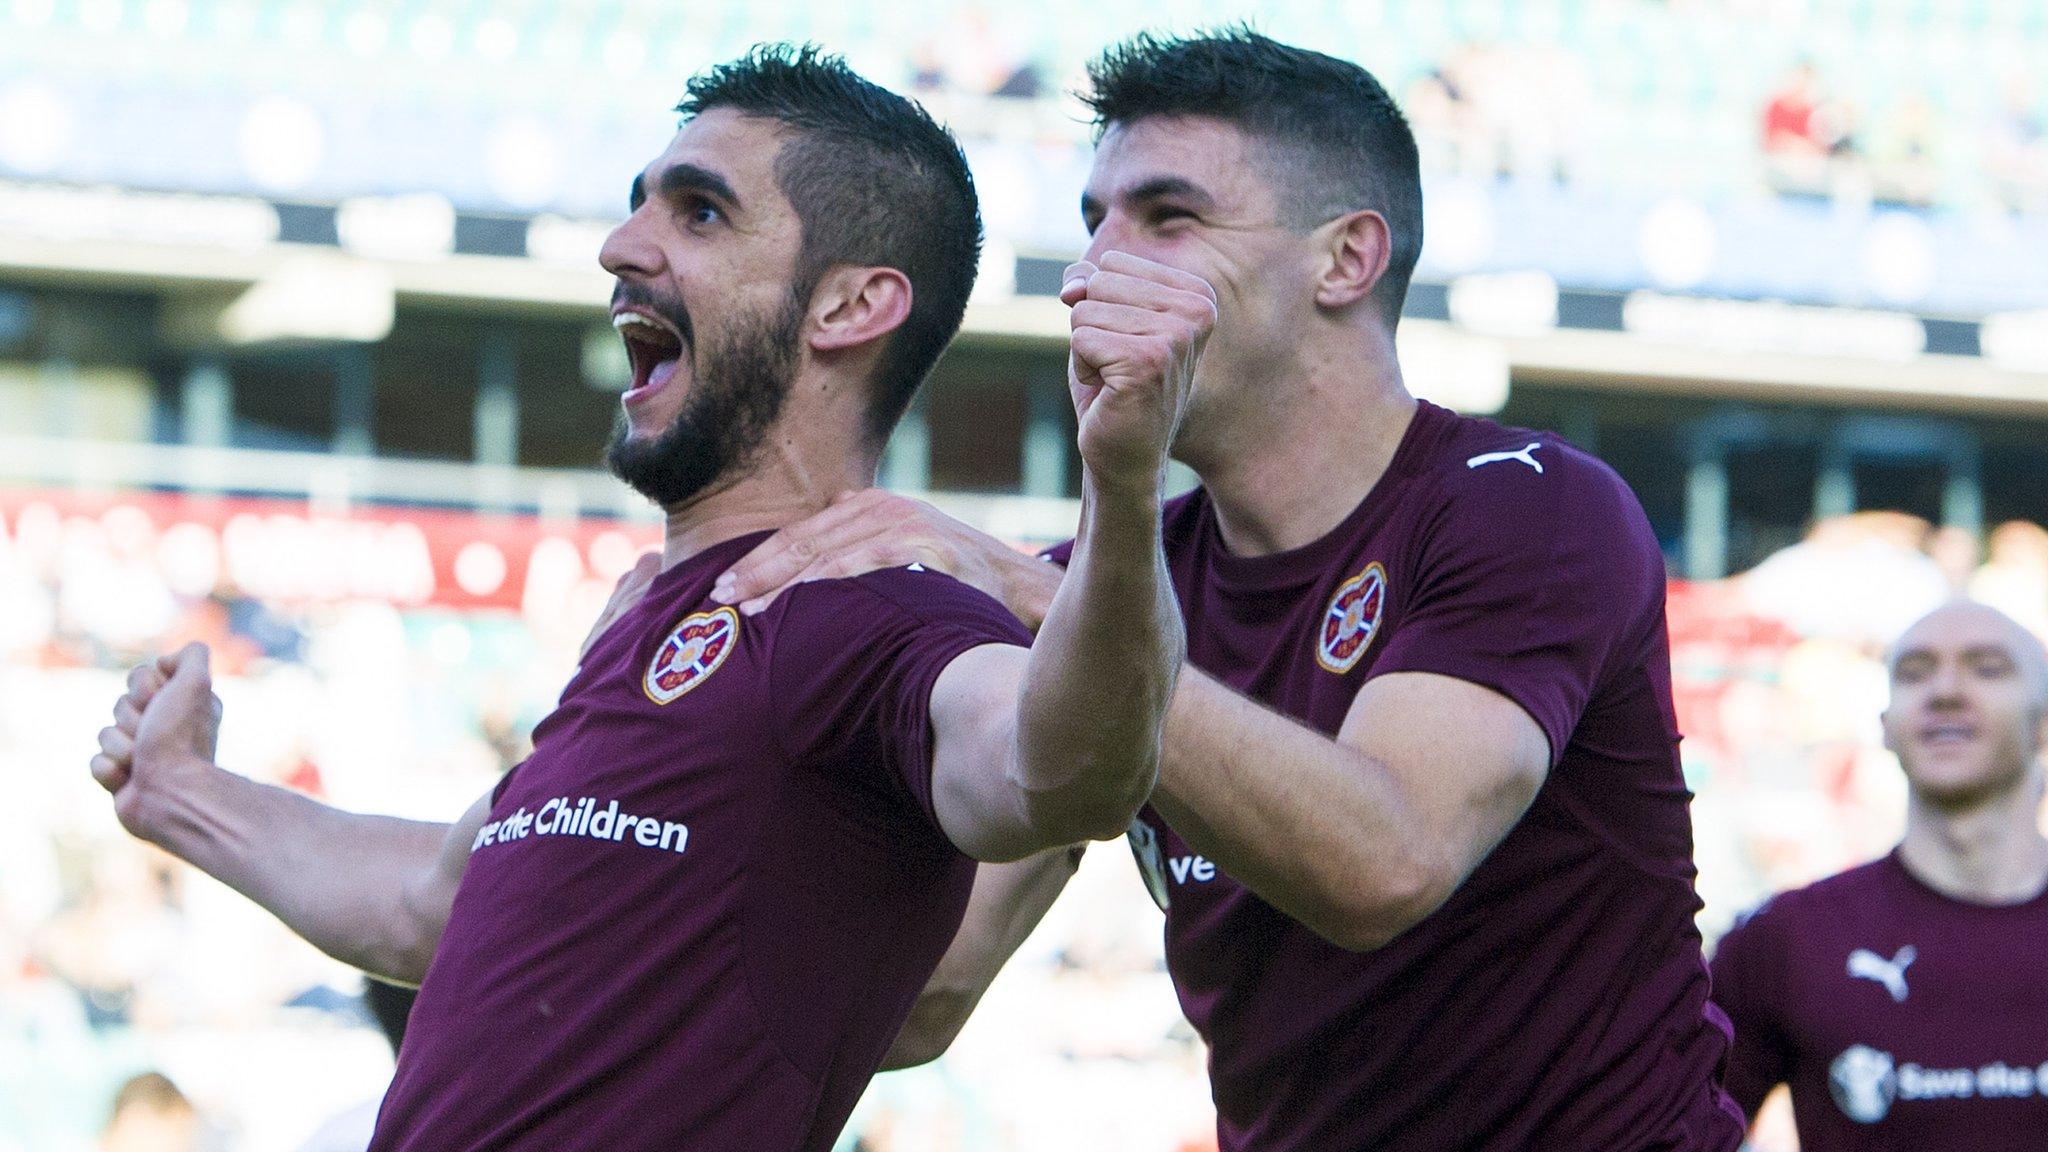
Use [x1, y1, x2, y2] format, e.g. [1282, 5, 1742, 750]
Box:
[1738, 512, 1949, 647]
[35, 848, 186, 1031]
[292, 980, 415, 1152]
[1985, 76, 2048, 214]
[1407, 42, 1585, 183]
[1762, 60, 1864, 199]
[1406, 58, 1488, 176]
[911, 4, 1037, 99]
[906, 41, 947, 95]
[1971, 520, 2048, 640]
[1873, 92, 1940, 207]
[1762, 61, 1827, 159]
[1928, 523, 1980, 593]
[100, 1071, 203, 1152]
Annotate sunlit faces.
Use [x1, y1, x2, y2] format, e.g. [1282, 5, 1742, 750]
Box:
[597, 109, 810, 508]
[1882, 602, 2048, 808]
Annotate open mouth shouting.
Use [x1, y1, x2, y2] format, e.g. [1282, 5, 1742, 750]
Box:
[612, 304, 690, 415]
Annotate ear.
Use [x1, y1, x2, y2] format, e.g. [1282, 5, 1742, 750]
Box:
[807, 266, 914, 354]
[1313, 209, 1392, 311]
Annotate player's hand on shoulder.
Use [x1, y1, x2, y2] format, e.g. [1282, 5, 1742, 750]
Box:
[91, 642, 223, 843]
[712, 489, 1057, 627]
[1062, 251, 1214, 493]
[580, 551, 663, 660]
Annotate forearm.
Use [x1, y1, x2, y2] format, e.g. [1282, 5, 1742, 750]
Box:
[1012, 476, 1181, 843]
[882, 844, 1083, 1069]
[137, 761, 453, 982]
[1148, 671, 1437, 950]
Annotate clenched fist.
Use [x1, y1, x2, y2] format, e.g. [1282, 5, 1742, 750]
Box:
[1060, 250, 1215, 492]
[91, 642, 223, 844]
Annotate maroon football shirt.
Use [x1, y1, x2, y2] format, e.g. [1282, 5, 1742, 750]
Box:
[1711, 851, 2048, 1150]
[368, 532, 1029, 1152]
[1055, 401, 1743, 1150]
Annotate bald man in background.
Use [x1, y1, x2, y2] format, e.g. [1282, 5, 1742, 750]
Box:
[1711, 600, 2048, 1150]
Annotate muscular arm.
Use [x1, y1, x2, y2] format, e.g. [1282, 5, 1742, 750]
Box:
[926, 476, 1181, 862]
[1152, 669, 1548, 951]
[882, 845, 1084, 1069]
[890, 672, 1523, 1055]
[93, 645, 491, 985]
[922, 254, 1206, 863]
[724, 508, 1547, 948]
[147, 773, 485, 984]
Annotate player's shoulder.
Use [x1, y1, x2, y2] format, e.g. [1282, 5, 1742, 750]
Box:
[776, 565, 1030, 643]
[1414, 406, 1628, 507]
[1792, 854, 1902, 910]
[1398, 406, 1652, 564]
[1729, 856, 1898, 940]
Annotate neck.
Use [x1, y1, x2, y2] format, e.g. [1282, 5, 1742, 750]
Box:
[657, 440, 876, 570]
[1898, 779, 2048, 904]
[1182, 326, 1416, 557]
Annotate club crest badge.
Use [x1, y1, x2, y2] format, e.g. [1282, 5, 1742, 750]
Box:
[644, 606, 739, 705]
[1317, 562, 1387, 674]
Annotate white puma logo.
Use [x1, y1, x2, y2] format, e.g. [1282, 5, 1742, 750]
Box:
[1847, 946, 1916, 1003]
[1466, 442, 1544, 474]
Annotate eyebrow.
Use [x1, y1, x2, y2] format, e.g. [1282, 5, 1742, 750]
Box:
[629, 163, 744, 215]
[1080, 175, 1219, 222]
[1892, 643, 2019, 670]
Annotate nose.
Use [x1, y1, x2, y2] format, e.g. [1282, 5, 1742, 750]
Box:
[1081, 210, 1136, 268]
[1925, 660, 1969, 708]
[599, 209, 663, 280]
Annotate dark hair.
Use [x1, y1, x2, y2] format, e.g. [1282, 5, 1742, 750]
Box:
[1082, 28, 1422, 326]
[680, 44, 982, 444]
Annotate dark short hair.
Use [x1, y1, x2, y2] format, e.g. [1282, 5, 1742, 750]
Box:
[1082, 29, 1422, 326]
[680, 44, 983, 444]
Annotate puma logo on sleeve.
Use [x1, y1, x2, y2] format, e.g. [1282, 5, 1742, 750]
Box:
[1465, 443, 1545, 474]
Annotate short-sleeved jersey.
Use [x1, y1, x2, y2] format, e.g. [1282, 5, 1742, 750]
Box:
[1710, 851, 2048, 1151]
[1056, 401, 1743, 1151]
[369, 532, 1030, 1152]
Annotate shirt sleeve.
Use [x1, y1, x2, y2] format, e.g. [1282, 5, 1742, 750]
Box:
[1369, 451, 1664, 765]
[764, 569, 1032, 836]
[1707, 900, 1795, 1119]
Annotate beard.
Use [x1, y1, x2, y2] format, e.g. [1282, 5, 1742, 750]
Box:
[604, 288, 806, 510]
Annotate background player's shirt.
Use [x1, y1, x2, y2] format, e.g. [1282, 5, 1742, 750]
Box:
[368, 532, 1029, 1152]
[1054, 400, 1743, 1151]
[1711, 851, 2048, 1151]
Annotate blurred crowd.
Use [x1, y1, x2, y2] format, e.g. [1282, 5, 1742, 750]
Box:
[6, 493, 2048, 1150]
[898, 10, 2048, 216]
[1680, 512, 2048, 934]
[0, 494, 618, 1151]
[1759, 60, 2048, 211]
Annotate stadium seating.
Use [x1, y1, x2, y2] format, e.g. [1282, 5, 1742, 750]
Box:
[3, 0, 2044, 214]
